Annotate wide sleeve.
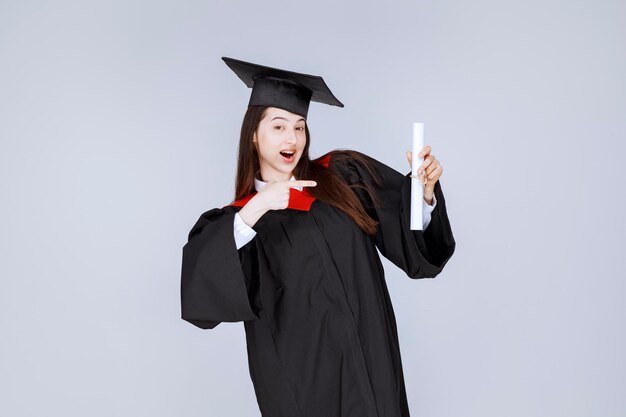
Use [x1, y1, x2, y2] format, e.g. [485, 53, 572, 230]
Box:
[329, 150, 456, 279]
[180, 207, 261, 329]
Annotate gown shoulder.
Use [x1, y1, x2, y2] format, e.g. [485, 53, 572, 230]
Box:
[324, 148, 456, 278]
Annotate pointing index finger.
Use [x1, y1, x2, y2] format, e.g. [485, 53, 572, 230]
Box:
[290, 180, 317, 188]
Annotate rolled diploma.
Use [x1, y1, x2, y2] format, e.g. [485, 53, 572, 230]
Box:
[410, 122, 424, 230]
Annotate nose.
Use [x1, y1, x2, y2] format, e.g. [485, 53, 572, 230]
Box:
[286, 128, 297, 144]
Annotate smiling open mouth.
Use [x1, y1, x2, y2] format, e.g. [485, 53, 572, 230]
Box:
[280, 150, 295, 162]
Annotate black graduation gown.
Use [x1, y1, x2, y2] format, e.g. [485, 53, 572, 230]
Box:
[180, 150, 456, 417]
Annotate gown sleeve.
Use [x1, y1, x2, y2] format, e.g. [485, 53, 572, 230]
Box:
[328, 150, 456, 279]
[180, 207, 261, 329]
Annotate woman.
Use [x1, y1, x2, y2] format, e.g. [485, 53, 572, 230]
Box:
[181, 57, 456, 417]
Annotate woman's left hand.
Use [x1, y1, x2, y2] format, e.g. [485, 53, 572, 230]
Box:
[406, 145, 442, 205]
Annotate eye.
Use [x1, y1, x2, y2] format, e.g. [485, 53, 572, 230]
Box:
[296, 126, 305, 131]
[274, 125, 284, 130]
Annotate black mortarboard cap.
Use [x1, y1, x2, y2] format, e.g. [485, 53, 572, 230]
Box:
[222, 56, 344, 118]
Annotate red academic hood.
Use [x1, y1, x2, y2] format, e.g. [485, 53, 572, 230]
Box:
[224, 152, 331, 212]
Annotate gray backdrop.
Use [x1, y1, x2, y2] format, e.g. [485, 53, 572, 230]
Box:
[1, 1, 624, 416]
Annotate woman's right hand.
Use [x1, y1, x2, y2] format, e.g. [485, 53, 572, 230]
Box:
[256, 179, 317, 210]
[238, 179, 317, 227]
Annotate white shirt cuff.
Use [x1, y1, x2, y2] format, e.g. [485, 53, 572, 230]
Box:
[422, 193, 437, 230]
[233, 212, 257, 250]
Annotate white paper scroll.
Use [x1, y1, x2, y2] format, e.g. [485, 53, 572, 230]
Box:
[410, 122, 424, 230]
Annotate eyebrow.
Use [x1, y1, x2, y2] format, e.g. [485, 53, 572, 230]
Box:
[271, 116, 306, 123]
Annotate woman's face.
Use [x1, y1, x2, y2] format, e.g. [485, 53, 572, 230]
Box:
[253, 107, 307, 182]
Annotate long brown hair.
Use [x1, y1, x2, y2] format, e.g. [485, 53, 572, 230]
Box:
[234, 105, 383, 235]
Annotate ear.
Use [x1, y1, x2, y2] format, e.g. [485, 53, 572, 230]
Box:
[253, 132, 257, 143]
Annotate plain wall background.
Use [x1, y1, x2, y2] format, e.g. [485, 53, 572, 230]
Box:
[1, 0, 625, 416]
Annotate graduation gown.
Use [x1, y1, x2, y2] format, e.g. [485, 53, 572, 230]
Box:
[180, 150, 456, 417]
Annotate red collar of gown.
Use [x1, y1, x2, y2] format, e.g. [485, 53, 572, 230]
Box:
[224, 152, 331, 212]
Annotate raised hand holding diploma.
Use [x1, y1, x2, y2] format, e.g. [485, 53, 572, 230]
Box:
[406, 124, 443, 230]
